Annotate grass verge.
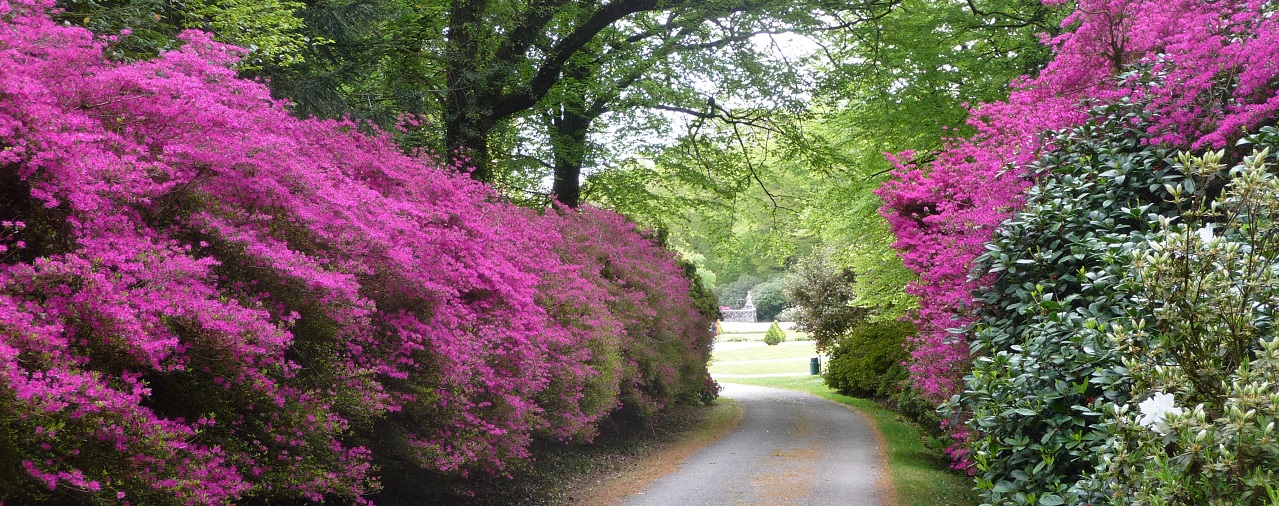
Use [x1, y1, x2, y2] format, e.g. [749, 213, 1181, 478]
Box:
[719, 376, 976, 506]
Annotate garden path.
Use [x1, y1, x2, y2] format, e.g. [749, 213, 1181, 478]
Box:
[621, 383, 891, 506]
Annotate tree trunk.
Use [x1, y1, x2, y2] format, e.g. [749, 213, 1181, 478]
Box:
[443, 0, 495, 182]
[444, 116, 494, 182]
[549, 107, 590, 207]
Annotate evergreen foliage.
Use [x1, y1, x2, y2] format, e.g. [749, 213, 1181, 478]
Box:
[880, 0, 1279, 406]
[823, 321, 913, 399]
[763, 321, 786, 346]
[872, 4, 1279, 504]
[950, 100, 1181, 500]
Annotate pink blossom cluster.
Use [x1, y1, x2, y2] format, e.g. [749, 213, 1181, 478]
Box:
[879, 0, 1279, 406]
[0, 1, 713, 503]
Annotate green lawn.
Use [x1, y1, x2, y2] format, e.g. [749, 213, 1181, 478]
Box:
[710, 341, 817, 362]
[710, 360, 812, 375]
[716, 330, 811, 342]
[709, 341, 819, 376]
[719, 376, 977, 506]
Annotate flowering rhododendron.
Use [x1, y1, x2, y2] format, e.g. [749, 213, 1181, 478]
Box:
[1135, 392, 1183, 435]
[879, 0, 1279, 468]
[880, 0, 1279, 402]
[0, 1, 714, 503]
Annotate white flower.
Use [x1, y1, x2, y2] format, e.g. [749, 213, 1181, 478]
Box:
[1196, 224, 1216, 245]
[1137, 392, 1184, 435]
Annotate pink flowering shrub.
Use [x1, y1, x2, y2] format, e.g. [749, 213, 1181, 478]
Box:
[879, 0, 1279, 404]
[548, 207, 717, 418]
[0, 1, 714, 503]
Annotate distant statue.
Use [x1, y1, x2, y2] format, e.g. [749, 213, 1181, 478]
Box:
[720, 290, 758, 323]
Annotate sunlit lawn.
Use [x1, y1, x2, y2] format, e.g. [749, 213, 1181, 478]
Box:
[710, 340, 817, 362]
[716, 330, 811, 342]
[709, 340, 819, 376]
[718, 376, 978, 506]
[710, 360, 813, 375]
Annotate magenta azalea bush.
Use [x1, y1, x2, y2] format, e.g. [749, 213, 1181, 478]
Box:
[0, 1, 715, 503]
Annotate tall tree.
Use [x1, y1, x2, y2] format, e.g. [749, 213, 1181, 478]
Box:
[539, 4, 895, 206]
[261, 0, 896, 187]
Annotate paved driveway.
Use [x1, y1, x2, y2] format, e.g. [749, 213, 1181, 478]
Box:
[622, 383, 892, 506]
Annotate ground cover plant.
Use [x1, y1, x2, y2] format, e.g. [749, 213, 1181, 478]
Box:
[0, 1, 716, 503]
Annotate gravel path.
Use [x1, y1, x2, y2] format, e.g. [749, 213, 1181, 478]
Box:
[622, 383, 892, 506]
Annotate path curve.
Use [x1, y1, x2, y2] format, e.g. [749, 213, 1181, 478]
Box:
[622, 383, 892, 506]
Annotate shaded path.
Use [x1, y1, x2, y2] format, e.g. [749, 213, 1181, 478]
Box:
[622, 383, 892, 506]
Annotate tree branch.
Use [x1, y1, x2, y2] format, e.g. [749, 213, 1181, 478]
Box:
[492, 0, 686, 121]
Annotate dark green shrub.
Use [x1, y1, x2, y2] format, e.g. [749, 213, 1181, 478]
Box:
[824, 320, 913, 398]
[763, 321, 786, 345]
[950, 101, 1183, 503]
[751, 274, 789, 321]
[888, 386, 946, 437]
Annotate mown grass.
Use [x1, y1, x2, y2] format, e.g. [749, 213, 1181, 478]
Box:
[710, 340, 817, 362]
[710, 360, 812, 375]
[709, 341, 819, 375]
[716, 330, 811, 342]
[719, 376, 977, 506]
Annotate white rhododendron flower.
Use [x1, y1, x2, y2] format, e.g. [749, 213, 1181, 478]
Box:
[1197, 223, 1216, 244]
[1137, 392, 1184, 435]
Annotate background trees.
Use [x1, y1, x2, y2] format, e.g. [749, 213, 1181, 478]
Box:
[596, 0, 1060, 330]
[255, 0, 901, 195]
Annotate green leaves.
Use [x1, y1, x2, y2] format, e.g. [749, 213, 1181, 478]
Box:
[954, 101, 1182, 504]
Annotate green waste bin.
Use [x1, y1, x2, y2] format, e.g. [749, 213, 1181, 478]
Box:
[810, 357, 820, 375]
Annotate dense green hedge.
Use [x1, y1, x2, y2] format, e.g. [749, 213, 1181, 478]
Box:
[824, 320, 913, 398]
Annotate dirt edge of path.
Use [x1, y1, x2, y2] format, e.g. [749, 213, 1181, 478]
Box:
[570, 398, 746, 506]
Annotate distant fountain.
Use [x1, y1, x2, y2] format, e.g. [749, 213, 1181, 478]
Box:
[720, 290, 757, 323]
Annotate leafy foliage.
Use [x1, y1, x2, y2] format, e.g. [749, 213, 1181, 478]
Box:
[824, 321, 912, 399]
[785, 250, 869, 351]
[749, 274, 788, 322]
[880, 0, 1279, 405]
[1084, 144, 1279, 504]
[949, 101, 1182, 501]
[712, 274, 762, 310]
[878, 0, 1279, 495]
[56, 0, 313, 68]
